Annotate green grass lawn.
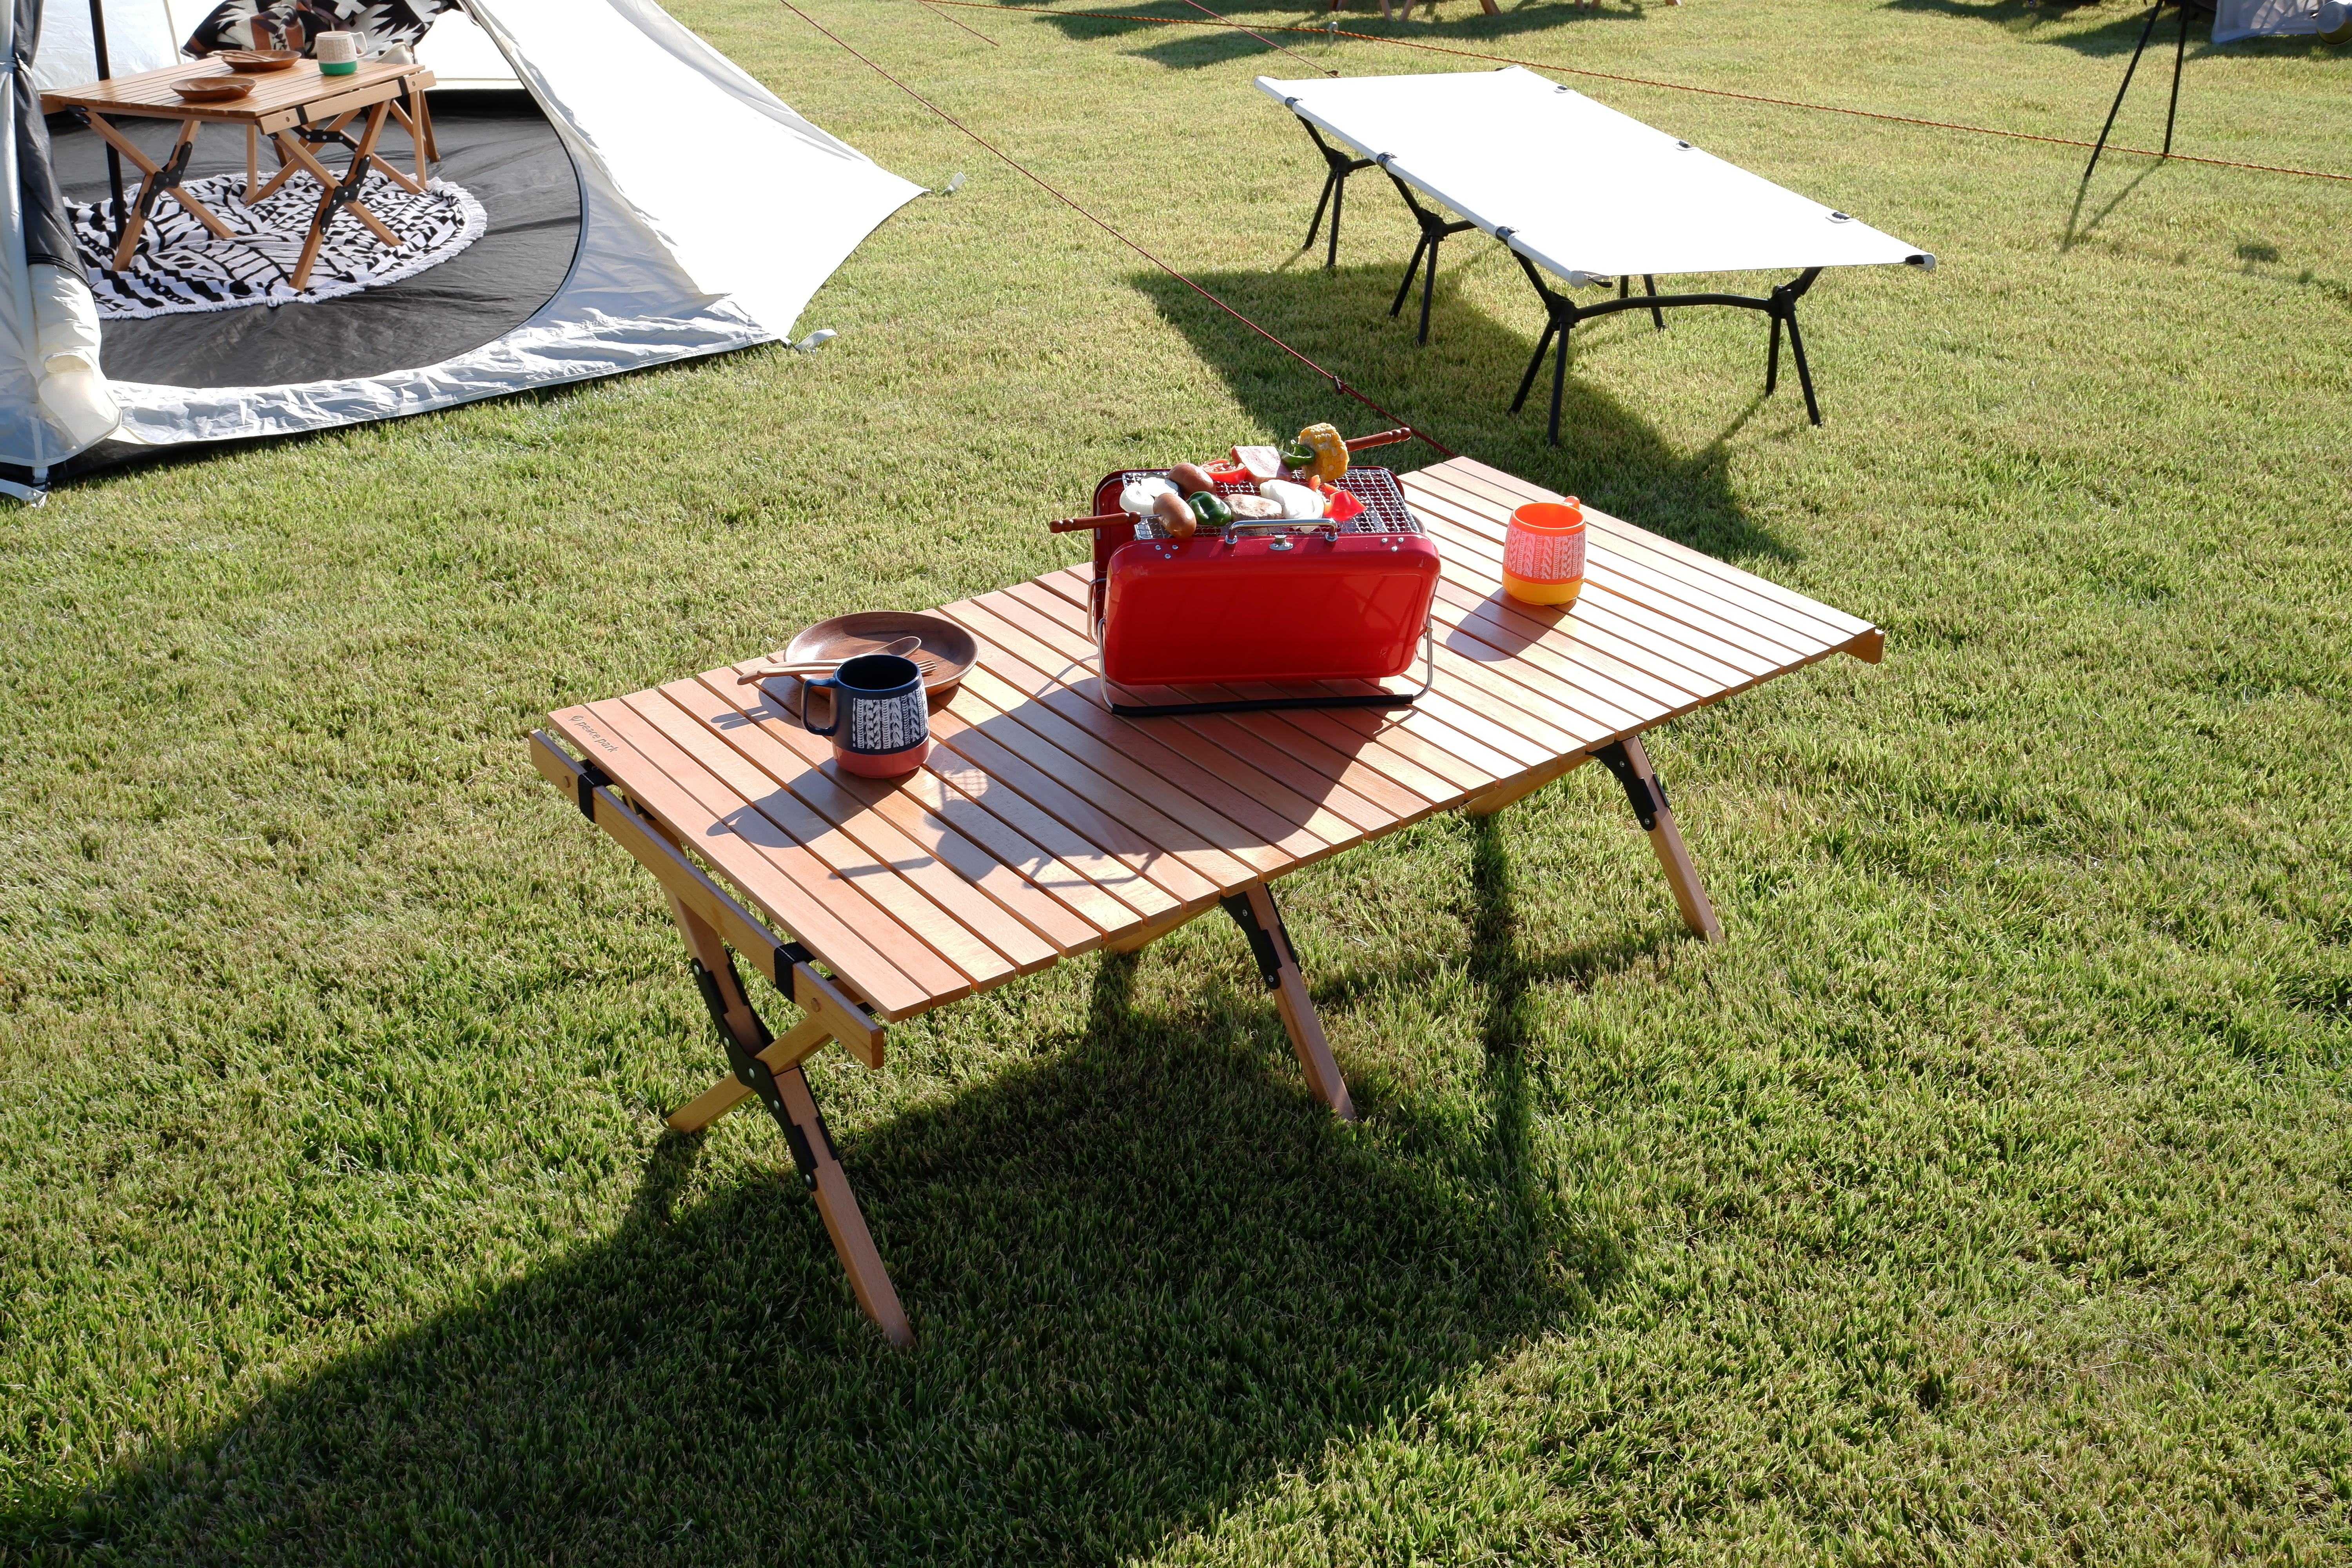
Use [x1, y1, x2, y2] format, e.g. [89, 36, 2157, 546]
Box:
[4, 0, 2349, 1558]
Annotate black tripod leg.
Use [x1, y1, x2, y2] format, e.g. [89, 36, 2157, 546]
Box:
[1328, 174, 1347, 270]
[1418, 234, 1440, 345]
[1645, 275, 1664, 331]
[1305, 167, 1338, 252]
[1547, 323, 1571, 445]
[1784, 305, 1821, 425]
[2163, 0, 2186, 159]
[1766, 309, 1783, 396]
[1390, 234, 1428, 318]
[2085, 0, 2163, 184]
[1512, 321, 1556, 413]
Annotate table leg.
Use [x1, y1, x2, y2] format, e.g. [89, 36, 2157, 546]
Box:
[1227, 882, 1357, 1120]
[251, 134, 302, 202]
[1592, 735, 1723, 943]
[281, 107, 404, 290]
[664, 894, 913, 1347]
[246, 125, 258, 203]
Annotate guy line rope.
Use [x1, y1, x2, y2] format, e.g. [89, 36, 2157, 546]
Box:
[776, 0, 1458, 454]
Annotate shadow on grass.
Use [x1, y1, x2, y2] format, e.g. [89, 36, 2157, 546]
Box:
[1130, 261, 1797, 563]
[7, 928, 1622, 1564]
[1880, 0, 2220, 57]
[1031, 0, 1650, 73]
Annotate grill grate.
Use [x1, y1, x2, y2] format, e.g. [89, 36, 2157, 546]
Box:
[1109, 465, 1425, 541]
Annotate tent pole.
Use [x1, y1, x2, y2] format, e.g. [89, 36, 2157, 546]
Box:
[89, 0, 127, 239]
[2162, 0, 2188, 159]
[2082, 0, 2164, 185]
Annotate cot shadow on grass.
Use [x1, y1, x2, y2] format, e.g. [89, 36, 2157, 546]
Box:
[11, 941, 1618, 1565]
[1132, 262, 1797, 564]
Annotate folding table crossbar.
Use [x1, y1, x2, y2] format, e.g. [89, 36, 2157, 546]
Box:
[1259, 68, 1935, 440]
[534, 456, 1884, 1345]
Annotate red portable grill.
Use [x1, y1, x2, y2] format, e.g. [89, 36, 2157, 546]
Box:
[1053, 430, 1441, 716]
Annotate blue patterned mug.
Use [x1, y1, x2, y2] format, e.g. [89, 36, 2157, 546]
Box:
[795, 652, 930, 776]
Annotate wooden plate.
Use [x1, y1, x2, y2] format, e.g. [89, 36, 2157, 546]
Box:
[171, 75, 255, 100]
[220, 49, 301, 71]
[782, 612, 977, 704]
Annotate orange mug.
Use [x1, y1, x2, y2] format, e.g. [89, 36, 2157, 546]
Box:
[1502, 497, 1585, 606]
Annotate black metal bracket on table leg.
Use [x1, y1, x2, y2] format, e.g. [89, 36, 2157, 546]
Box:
[291, 122, 363, 157]
[120, 136, 197, 250]
[1381, 167, 1475, 346]
[1221, 888, 1293, 991]
[1505, 247, 1826, 443]
[688, 952, 835, 1190]
[1589, 740, 1667, 831]
[1290, 109, 1372, 269]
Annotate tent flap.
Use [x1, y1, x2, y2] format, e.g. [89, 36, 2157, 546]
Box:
[30, 0, 922, 456]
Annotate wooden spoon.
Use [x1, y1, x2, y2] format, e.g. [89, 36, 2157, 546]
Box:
[736, 635, 921, 682]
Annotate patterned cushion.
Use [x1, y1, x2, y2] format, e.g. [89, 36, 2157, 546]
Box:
[183, 0, 459, 57]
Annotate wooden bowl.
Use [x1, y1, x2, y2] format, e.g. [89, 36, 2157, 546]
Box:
[220, 49, 301, 71]
[171, 75, 256, 100]
[781, 612, 977, 705]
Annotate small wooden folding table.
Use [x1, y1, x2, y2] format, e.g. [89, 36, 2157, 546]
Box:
[41, 57, 437, 288]
[532, 457, 1884, 1346]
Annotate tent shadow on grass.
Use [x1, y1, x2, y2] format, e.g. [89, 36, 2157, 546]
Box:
[1032, 0, 1648, 69]
[1130, 260, 1798, 563]
[1880, 0, 2250, 58]
[7, 863, 1634, 1564]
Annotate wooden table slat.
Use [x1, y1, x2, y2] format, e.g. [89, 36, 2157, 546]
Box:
[583, 697, 983, 1000]
[1411, 468, 1867, 655]
[925, 704, 1227, 906]
[953, 666, 1299, 880]
[692, 673, 1117, 950]
[549, 704, 937, 1018]
[1411, 503, 1785, 686]
[950, 595, 1370, 846]
[657, 678, 1081, 964]
[619, 688, 1026, 989]
[1432, 457, 1879, 639]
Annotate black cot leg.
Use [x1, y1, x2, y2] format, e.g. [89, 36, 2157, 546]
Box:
[1766, 309, 1783, 396]
[1417, 234, 1442, 346]
[1548, 322, 1572, 445]
[1305, 165, 1341, 253]
[1327, 172, 1347, 269]
[1511, 321, 1557, 414]
[1645, 275, 1664, 331]
[1390, 234, 1430, 319]
[2163, 0, 2187, 158]
[2085, 0, 2164, 184]
[1782, 305, 1822, 425]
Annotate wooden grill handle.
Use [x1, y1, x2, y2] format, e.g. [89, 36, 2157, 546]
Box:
[1344, 427, 1414, 452]
[1049, 512, 1137, 534]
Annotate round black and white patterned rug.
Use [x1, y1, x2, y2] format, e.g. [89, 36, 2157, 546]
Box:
[69, 167, 486, 319]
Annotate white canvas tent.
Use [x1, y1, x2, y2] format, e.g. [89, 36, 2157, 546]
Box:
[3, 0, 921, 495]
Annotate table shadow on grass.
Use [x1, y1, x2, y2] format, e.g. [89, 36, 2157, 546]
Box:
[9, 951, 1619, 1565]
[1132, 263, 1797, 564]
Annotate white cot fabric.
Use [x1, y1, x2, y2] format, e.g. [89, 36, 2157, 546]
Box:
[1256, 67, 1931, 285]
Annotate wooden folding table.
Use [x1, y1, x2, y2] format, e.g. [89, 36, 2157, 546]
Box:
[42, 58, 437, 288]
[531, 456, 1884, 1346]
